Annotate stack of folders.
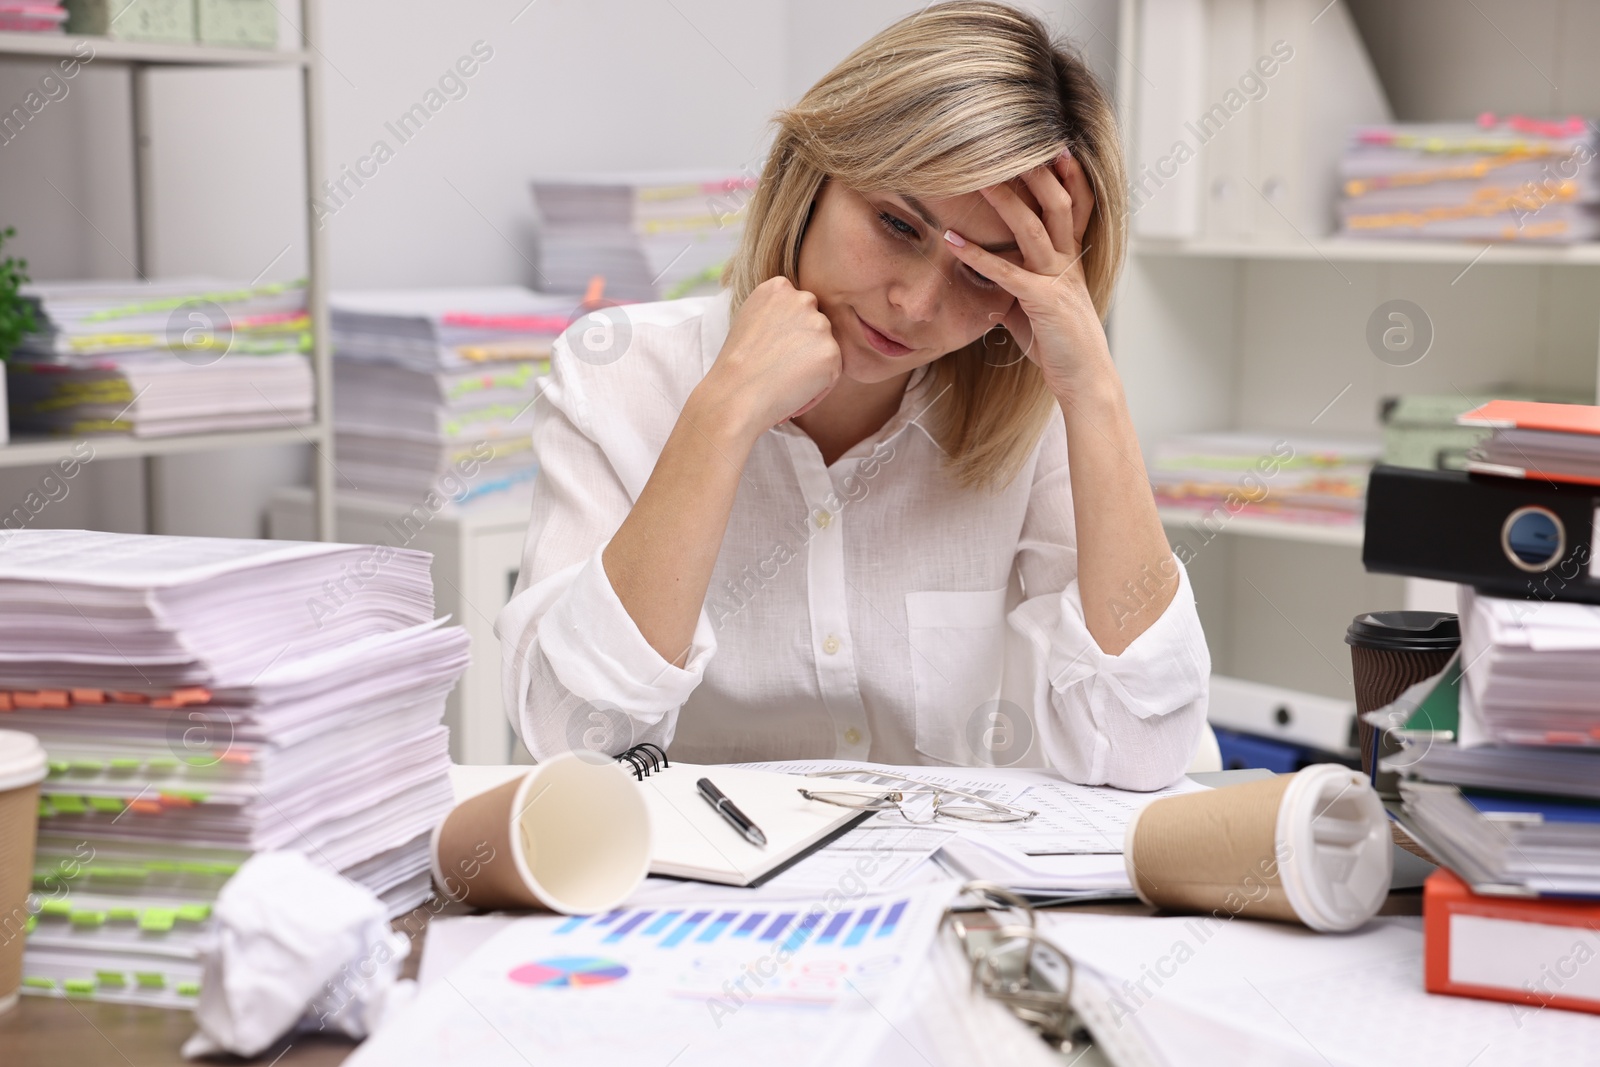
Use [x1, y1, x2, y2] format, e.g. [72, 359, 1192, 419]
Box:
[0, 530, 468, 1009]
[1149, 431, 1380, 527]
[0, 2, 67, 31]
[531, 172, 757, 301]
[8, 278, 312, 437]
[1338, 115, 1600, 242]
[330, 287, 567, 503]
[1456, 397, 1600, 486]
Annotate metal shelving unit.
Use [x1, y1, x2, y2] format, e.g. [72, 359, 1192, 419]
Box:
[0, 9, 334, 539]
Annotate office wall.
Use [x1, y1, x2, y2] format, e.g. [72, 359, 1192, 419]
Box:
[0, 0, 1117, 538]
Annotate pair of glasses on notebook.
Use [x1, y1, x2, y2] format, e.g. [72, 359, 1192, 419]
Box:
[795, 768, 1039, 824]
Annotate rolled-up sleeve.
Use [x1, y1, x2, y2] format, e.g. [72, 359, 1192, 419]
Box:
[494, 337, 717, 761]
[1006, 414, 1211, 790]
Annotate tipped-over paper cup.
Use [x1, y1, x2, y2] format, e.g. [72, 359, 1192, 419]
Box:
[0, 730, 47, 1014]
[1123, 764, 1391, 933]
[430, 752, 651, 914]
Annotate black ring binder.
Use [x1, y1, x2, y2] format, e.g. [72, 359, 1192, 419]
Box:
[615, 742, 670, 780]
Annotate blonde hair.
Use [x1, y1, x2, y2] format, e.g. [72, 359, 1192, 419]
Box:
[724, 1, 1127, 492]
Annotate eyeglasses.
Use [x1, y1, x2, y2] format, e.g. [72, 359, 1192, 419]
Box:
[796, 768, 1038, 824]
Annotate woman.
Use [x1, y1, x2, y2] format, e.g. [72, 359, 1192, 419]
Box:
[496, 1, 1210, 789]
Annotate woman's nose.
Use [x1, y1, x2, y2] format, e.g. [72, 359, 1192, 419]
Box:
[889, 258, 943, 323]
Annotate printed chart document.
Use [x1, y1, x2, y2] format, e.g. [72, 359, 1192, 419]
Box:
[349, 884, 956, 1067]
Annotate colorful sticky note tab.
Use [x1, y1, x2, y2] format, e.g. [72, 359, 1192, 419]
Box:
[88, 797, 125, 813]
[135, 972, 166, 989]
[107, 907, 139, 922]
[175, 904, 211, 923]
[139, 908, 176, 932]
[22, 977, 55, 990]
[39, 899, 71, 918]
[177, 981, 200, 996]
[46, 794, 87, 814]
[69, 909, 106, 927]
[95, 971, 127, 988]
[63, 979, 95, 996]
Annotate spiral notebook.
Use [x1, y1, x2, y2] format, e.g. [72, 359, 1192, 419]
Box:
[612, 745, 873, 887]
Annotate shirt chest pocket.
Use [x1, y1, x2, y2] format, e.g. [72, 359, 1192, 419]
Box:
[904, 587, 1009, 765]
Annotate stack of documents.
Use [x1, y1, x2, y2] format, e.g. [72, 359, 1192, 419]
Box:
[331, 287, 563, 503]
[1375, 595, 1600, 896]
[2, 530, 468, 1007]
[1457, 398, 1600, 486]
[1149, 432, 1380, 526]
[1338, 116, 1600, 242]
[0, 2, 67, 31]
[9, 278, 312, 437]
[531, 172, 756, 301]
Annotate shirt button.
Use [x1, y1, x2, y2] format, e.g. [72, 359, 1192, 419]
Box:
[822, 635, 840, 655]
[844, 726, 862, 746]
[814, 509, 832, 529]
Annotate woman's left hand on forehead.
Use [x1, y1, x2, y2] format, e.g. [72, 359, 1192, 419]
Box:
[943, 152, 1109, 395]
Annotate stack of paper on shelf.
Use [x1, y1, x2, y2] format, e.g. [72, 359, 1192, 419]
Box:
[331, 287, 564, 504]
[0, 2, 67, 31]
[1338, 115, 1600, 242]
[8, 278, 312, 437]
[1149, 431, 1380, 526]
[0, 530, 468, 1008]
[531, 172, 756, 301]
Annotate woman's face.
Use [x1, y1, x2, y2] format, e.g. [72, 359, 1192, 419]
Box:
[794, 177, 1032, 386]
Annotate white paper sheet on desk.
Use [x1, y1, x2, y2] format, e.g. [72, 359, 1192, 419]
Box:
[346, 883, 957, 1067]
[739, 759, 1208, 855]
[1038, 913, 1600, 1067]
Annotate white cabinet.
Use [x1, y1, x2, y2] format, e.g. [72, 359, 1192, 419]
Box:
[1114, 0, 1600, 745]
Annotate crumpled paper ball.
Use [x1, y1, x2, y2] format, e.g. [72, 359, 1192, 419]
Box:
[181, 850, 416, 1058]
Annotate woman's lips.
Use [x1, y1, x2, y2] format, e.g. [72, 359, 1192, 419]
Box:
[856, 312, 912, 357]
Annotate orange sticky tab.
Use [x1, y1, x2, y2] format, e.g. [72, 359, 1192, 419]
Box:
[13, 692, 43, 709]
[70, 689, 106, 704]
[127, 799, 162, 815]
[582, 275, 606, 308]
[0, 693, 11, 712]
[109, 692, 149, 705]
[157, 793, 195, 809]
[151, 696, 179, 708]
[173, 688, 212, 706]
[219, 749, 253, 765]
[38, 690, 69, 708]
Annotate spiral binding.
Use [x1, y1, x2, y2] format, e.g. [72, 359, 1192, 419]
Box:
[614, 742, 670, 780]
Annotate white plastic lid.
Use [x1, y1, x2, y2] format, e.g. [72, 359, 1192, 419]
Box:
[1275, 763, 1392, 933]
[0, 729, 47, 792]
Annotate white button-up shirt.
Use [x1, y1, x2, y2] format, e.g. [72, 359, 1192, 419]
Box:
[496, 290, 1210, 789]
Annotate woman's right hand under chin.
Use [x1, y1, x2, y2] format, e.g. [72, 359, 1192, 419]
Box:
[697, 276, 842, 439]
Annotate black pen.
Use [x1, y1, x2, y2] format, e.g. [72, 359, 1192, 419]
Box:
[697, 777, 767, 847]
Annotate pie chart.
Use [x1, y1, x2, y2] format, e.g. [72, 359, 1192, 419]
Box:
[508, 956, 630, 988]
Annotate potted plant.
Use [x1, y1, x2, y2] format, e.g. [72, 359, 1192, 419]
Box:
[0, 226, 37, 445]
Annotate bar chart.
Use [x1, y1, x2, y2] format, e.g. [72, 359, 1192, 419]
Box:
[551, 899, 913, 955]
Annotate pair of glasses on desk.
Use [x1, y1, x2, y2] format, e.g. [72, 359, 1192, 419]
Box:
[796, 768, 1039, 824]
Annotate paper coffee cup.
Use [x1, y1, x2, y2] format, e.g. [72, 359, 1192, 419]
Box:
[1124, 764, 1391, 933]
[0, 730, 47, 1014]
[430, 752, 651, 914]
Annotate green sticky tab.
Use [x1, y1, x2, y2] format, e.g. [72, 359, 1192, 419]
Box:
[47, 760, 70, 776]
[64, 978, 95, 996]
[37, 798, 56, 819]
[69, 909, 106, 927]
[146, 860, 180, 873]
[146, 756, 178, 772]
[39, 899, 71, 918]
[176, 861, 214, 875]
[24, 914, 36, 934]
[95, 970, 127, 988]
[22, 977, 55, 990]
[88, 796, 125, 813]
[107, 907, 139, 922]
[176, 981, 200, 996]
[135, 972, 165, 989]
[139, 908, 176, 932]
[69, 759, 105, 773]
[46, 794, 86, 814]
[108, 757, 141, 771]
[175, 903, 211, 923]
[213, 862, 240, 876]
